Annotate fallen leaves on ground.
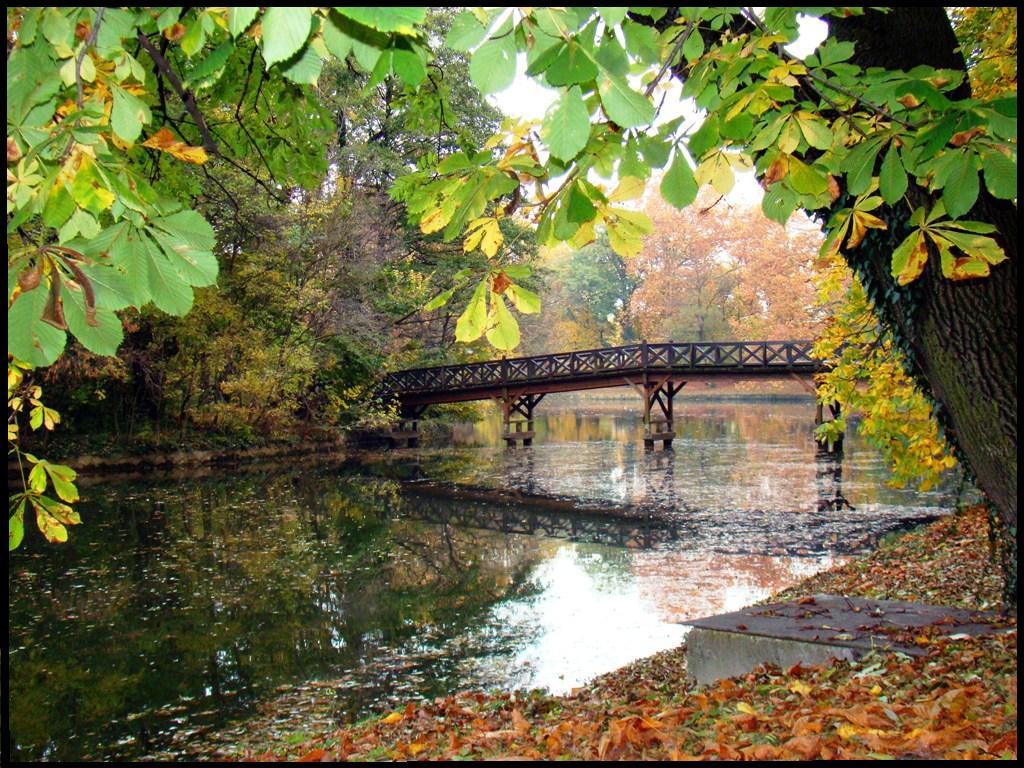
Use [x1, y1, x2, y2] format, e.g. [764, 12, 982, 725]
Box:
[208, 506, 1015, 761]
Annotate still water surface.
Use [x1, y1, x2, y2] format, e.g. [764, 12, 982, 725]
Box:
[8, 399, 956, 760]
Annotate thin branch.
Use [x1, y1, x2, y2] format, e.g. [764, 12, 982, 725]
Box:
[75, 9, 105, 110]
[738, 7, 917, 130]
[235, 46, 259, 120]
[136, 31, 219, 153]
[644, 21, 694, 98]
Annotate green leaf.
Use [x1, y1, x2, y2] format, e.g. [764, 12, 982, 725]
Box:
[445, 11, 488, 51]
[505, 284, 541, 314]
[229, 7, 260, 37]
[941, 152, 979, 219]
[761, 183, 799, 225]
[69, 156, 115, 214]
[111, 85, 152, 144]
[787, 157, 828, 196]
[63, 284, 124, 357]
[620, 137, 650, 180]
[596, 36, 629, 77]
[7, 285, 67, 367]
[566, 183, 597, 223]
[141, 236, 194, 316]
[77, 262, 135, 311]
[596, 7, 629, 27]
[721, 112, 754, 140]
[797, 115, 833, 150]
[60, 208, 100, 242]
[638, 135, 671, 169]
[9, 501, 25, 551]
[542, 86, 591, 161]
[150, 210, 219, 286]
[879, 144, 908, 204]
[982, 150, 1017, 200]
[682, 28, 704, 62]
[485, 293, 520, 350]
[546, 39, 599, 86]
[777, 118, 802, 154]
[7, 44, 61, 127]
[180, 17, 208, 58]
[42, 183, 76, 229]
[502, 265, 531, 279]
[371, 41, 426, 86]
[660, 151, 698, 209]
[184, 40, 235, 89]
[598, 74, 654, 128]
[455, 279, 488, 342]
[932, 227, 1007, 266]
[334, 7, 427, 34]
[280, 44, 324, 85]
[261, 7, 313, 68]
[28, 462, 47, 493]
[423, 286, 456, 311]
[844, 137, 884, 196]
[43, 462, 79, 504]
[470, 35, 517, 94]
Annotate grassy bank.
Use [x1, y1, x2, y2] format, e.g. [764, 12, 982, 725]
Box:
[205, 506, 1015, 761]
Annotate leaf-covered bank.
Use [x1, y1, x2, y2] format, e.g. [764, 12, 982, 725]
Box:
[196, 505, 1015, 761]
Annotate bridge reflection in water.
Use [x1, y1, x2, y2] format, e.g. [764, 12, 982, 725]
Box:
[397, 444, 935, 558]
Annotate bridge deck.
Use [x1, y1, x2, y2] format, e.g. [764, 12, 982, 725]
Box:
[385, 340, 822, 406]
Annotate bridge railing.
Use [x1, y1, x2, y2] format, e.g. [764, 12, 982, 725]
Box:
[385, 340, 819, 394]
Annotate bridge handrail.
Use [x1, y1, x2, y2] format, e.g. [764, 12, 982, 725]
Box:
[385, 340, 820, 395]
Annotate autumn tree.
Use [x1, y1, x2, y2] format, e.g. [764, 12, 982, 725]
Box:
[628, 190, 821, 342]
[522, 236, 636, 352]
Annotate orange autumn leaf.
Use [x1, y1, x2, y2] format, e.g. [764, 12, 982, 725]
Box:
[492, 271, 512, 294]
[141, 127, 210, 164]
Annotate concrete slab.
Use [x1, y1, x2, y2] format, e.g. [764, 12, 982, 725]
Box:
[682, 594, 1005, 685]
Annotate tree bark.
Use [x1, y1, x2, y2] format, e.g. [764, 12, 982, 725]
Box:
[830, 8, 1018, 535]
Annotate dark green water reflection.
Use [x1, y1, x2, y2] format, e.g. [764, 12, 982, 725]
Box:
[8, 400, 958, 761]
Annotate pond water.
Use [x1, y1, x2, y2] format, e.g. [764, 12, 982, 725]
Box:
[7, 398, 958, 761]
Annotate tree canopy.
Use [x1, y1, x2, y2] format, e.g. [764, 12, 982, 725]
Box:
[6, 7, 1018, 556]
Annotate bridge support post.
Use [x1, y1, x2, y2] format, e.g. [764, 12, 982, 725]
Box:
[814, 401, 844, 453]
[502, 393, 544, 447]
[635, 378, 684, 450]
[390, 404, 426, 448]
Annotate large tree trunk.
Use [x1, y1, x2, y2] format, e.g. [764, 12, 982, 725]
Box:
[830, 8, 1018, 537]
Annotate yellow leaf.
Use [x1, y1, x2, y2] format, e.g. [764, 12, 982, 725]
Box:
[381, 712, 403, 724]
[736, 702, 758, 716]
[608, 176, 647, 202]
[847, 210, 887, 249]
[141, 126, 209, 164]
[480, 219, 503, 257]
[788, 680, 812, 696]
[837, 723, 859, 740]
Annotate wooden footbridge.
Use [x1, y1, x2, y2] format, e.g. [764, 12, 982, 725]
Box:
[382, 340, 834, 449]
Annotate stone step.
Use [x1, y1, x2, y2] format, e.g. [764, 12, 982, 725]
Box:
[682, 594, 1007, 685]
